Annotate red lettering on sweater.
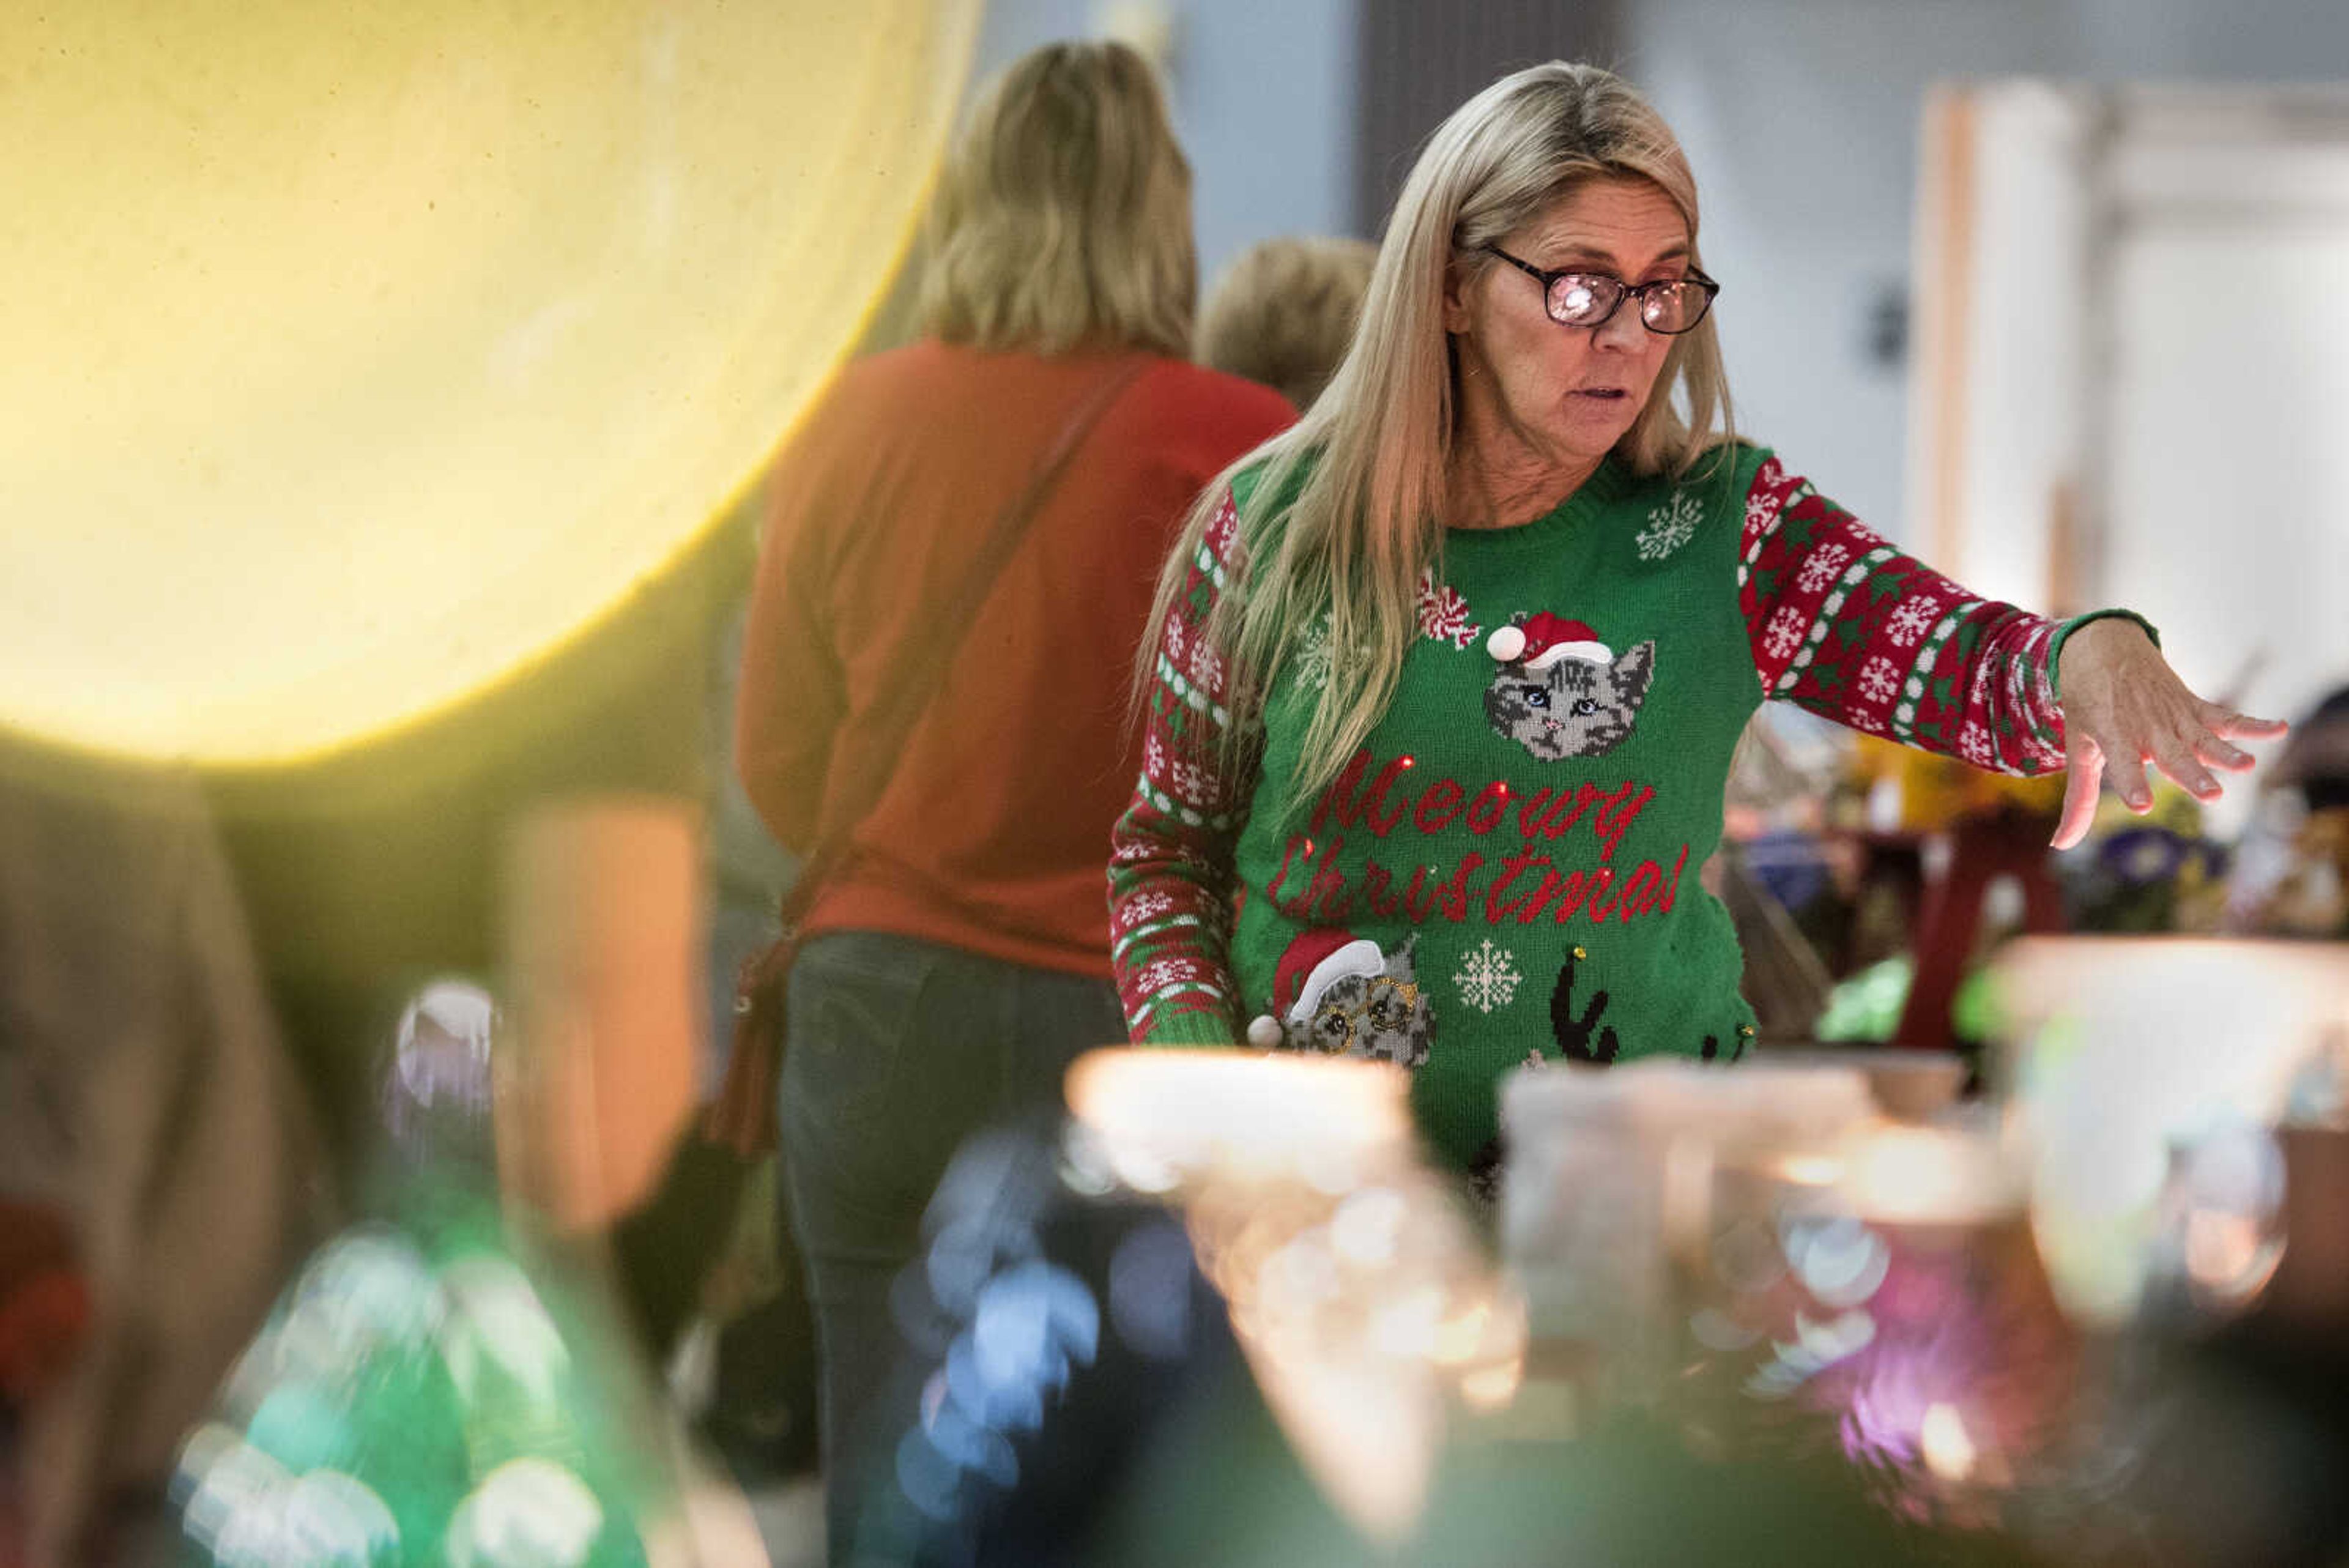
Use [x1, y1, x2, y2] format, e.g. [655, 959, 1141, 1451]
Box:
[1617, 858, 1663, 918]
[1363, 858, 1401, 917]
[1310, 749, 1413, 839]
[1436, 853, 1485, 921]
[1484, 850, 1549, 922]
[1305, 835, 1351, 919]
[1308, 751, 1658, 863]
[1584, 866, 1625, 921]
[1557, 867, 1613, 922]
[1401, 863, 1440, 923]
[1591, 782, 1655, 861]
[1414, 779, 1464, 833]
[1515, 869, 1570, 923]
[1658, 844, 1691, 912]
[1266, 834, 1319, 916]
[1524, 782, 1601, 841]
[1464, 781, 1513, 834]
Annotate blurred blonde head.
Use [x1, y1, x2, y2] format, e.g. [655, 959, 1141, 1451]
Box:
[1195, 236, 1379, 412]
[1142, 62, 1735, 808]
[919, 40, 1196, 358]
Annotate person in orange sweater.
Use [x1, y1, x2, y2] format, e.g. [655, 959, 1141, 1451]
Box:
[733, 40, 1291, 1559]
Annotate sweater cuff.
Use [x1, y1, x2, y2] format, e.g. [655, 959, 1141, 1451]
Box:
[2047, 609, 2161, 705]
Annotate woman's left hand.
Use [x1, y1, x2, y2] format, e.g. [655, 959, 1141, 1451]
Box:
[2051, 618, 2287, 850]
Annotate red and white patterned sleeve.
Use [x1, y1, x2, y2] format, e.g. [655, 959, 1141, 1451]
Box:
[1108, 488, 1258, 1044]
[1737, 453, 2093, 776]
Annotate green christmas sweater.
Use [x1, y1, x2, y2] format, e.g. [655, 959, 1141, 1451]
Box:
[1109, 442, 2136, 1172]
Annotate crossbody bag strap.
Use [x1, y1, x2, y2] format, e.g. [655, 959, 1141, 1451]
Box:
[782, 353, 1149, 925]
[705, 355, 1148, 1151]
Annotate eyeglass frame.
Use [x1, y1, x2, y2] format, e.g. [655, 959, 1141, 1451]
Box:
[1480, 244, 1721, 335]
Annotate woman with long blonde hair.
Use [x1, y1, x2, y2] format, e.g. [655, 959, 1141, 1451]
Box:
[737, 40, 1291, 1558]
[1110, 61, 2277, 1182]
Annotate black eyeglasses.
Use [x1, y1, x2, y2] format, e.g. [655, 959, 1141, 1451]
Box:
[1482, 245, 1720, 334]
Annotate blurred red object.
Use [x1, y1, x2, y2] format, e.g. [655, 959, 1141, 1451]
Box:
[0, 1203, 90, 1407]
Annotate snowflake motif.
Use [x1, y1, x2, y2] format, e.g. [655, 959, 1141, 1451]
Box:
[1453, 938, 1524, 1016]
[1121, 888, 1176, 925]
[1204, 492, 1239, 555]
[1136, 959, 1192, 996]
[1414, 568, 1482, 648]
[1636, 488, 1704, 560]
[1745, 486, 1788, 539]
[1170, 759, 1212, 804]
[1188, 641, 1226, 691]
[1884, 596, 1940, 647]
[1858, 656, 1901, 704]
[1143, 730, 1165, 779]
[1763, 604, 1808, 663]
[1959, 721, 1994, 767]
[1795, 543, 1853, 595]
[1293, 610, 1336, 694]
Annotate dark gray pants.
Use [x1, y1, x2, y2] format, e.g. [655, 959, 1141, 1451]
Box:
[778, 930, 1124, 1565]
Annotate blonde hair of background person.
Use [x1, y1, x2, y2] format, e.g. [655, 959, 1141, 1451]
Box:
[1195, 235, 1379, 411]
[918, 39, 1196, 357]
[1138, 62, 1732, 810]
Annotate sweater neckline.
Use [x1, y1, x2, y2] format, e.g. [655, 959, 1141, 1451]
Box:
[1442, 454, 1636, 546]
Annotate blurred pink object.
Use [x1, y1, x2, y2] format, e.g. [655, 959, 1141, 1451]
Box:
[502, 798, 705, 1230]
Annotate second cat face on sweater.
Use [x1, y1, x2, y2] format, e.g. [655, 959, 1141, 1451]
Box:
[1293, 934, 1435, 1068]
[1483, 639, 1655, 760]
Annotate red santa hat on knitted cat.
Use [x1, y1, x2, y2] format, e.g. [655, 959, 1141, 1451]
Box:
[1244, 928, 1384, 1048]
[1486, 613, 1611, 670]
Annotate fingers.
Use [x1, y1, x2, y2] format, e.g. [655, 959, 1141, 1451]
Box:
[2102, 743, 2153, 814]
[2052, 741, 2102, 850]
[2195, 697, 2288, 738]
[2194, 731, 2257, 772]
[2217, 712, 2290, 740]
[2151, 732, 2222, 801]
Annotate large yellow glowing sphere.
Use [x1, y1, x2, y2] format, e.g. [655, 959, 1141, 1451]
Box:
[1, 2, 975, 767]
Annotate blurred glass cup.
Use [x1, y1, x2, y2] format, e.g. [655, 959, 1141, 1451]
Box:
[1063, 1048, 1524, 1548]
[1498, 1060, 1876, 1421]
[1989, 937, 2349, 1333]
[1667, 1112, 2082, 1529]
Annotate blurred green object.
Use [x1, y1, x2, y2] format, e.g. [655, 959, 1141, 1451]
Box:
[1814, 954, 2003, 1046]
[1815, 955, 1915, 1042]
[173, 1197, 673, 1567]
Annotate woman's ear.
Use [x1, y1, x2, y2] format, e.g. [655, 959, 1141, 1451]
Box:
[1441, 258, 1475, 335]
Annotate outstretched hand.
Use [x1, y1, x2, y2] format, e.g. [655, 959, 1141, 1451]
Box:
[2051, 618, 2287, 850]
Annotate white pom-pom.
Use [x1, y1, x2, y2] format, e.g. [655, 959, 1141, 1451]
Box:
[1486, 624, 1527, 663]
[1245, 1014, 1283, 1050]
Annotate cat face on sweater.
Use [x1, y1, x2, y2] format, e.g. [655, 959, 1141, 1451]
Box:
[1291, 935, 1435, 1068]
[1483, 640, 1655, 760]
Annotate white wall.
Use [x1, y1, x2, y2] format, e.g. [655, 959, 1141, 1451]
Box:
[970, 0, 1361, 289]
[2097, 103, 2349, 757]
[1619, 0, 2349, 544]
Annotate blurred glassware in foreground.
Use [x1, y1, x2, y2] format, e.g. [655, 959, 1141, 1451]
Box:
[1989, 937, 2349, 1332]
[171, 793, 771, 1568]
[1668, 1112, 2083, 1531]
[1062, 1049, 1525, 1548]
[1498, 1058, 1878, 1419]
[169, 978, 726, 1567]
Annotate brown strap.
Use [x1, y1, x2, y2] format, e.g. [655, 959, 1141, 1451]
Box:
[783, 354, 1148, 927]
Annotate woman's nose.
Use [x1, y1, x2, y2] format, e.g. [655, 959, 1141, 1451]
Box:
[1593, 301, 1649, 352]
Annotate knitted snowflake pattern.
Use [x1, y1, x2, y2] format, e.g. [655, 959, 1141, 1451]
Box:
[1636, 488, 1704, 560]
